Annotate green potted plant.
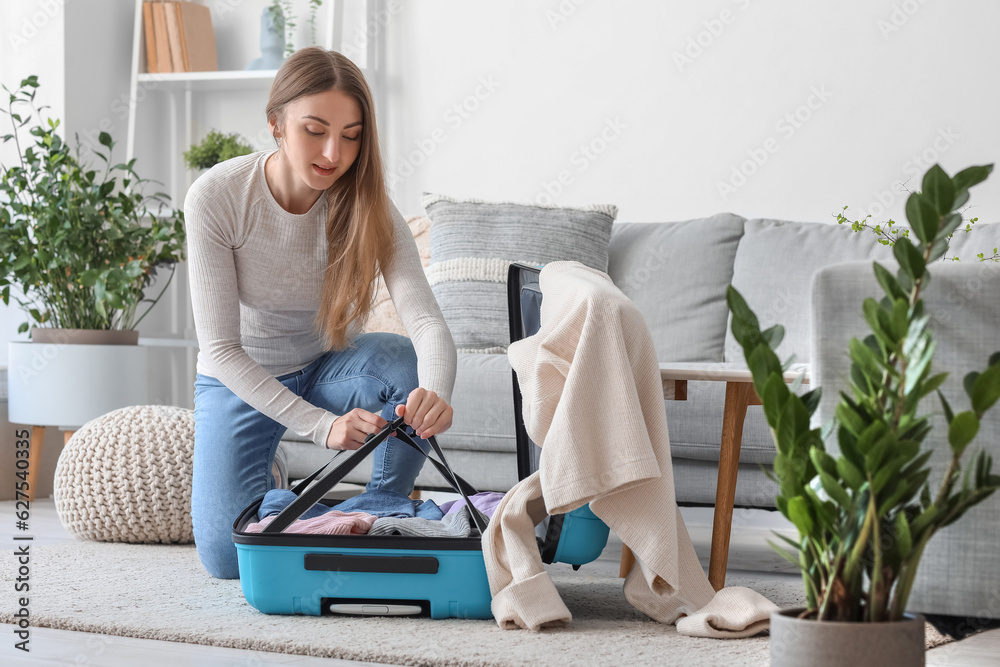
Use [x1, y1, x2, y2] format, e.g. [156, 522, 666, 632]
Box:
[0, 75, 186, 344]
[727, 163, 1000, 665]
[183, 130, 255, 171]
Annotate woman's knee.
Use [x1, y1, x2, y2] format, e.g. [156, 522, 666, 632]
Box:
[190, 437, 271, 580]
[196, 542, 240, 580]
[364, 332, 416, 367]
[192, 513, 241, 579]
[370, 333, 419, 392]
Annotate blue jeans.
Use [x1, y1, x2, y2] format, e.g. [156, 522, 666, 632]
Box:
[191, 332, 431, 579]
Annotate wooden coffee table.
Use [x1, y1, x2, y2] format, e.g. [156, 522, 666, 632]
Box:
[618, 362, 810, 591]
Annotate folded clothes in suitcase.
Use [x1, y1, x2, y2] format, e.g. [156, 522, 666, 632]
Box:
[231, 262, 611, 620]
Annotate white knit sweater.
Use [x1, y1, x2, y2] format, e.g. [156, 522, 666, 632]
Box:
[484, 261, 777, 637]
[184, 150, 457, 447]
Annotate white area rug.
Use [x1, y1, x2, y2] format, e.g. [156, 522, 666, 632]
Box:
[0, 541, 946, 666]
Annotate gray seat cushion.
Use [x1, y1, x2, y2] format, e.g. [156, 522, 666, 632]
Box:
[280, 438, 520, 494]
[435, 353, 516, 454]
[667, 381, 777, 466]
[673, 459, 779, 509]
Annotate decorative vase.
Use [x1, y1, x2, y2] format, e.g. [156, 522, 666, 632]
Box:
[770, 608, 926, 667]
[29, 328, 139, 346]
[246, 5, 286, 70]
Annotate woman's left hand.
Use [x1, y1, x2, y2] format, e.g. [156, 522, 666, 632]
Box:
[395, 388, 453, 440]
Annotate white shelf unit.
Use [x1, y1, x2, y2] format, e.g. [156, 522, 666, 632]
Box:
[135, 69, 280, 92]
[122, 0, 385, 408]
[124, 0, 392, 206]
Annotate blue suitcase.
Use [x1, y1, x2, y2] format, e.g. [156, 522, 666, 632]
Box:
[233, 418, 496, 619]
[231, 262, 610, 618]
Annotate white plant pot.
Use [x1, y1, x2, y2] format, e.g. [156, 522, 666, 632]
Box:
[7, 341, 149, 429]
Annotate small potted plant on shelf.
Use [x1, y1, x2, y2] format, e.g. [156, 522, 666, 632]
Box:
[727, 162, 1000, 666]
[183, 130, 255, 171]
[0, 75, 186, 344]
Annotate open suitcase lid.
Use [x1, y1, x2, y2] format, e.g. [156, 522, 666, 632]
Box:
[506, 263, 609, 567]
[506, 262, 544, 482]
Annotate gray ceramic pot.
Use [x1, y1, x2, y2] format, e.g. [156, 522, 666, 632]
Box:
[770, 607, 925, 667]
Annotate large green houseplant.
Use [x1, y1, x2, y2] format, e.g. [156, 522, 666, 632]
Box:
[727, 163, 1000, 661]
[0, 76, 186, 338]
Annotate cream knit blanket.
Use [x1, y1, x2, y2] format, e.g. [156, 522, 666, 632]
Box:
[483, 261, 778, 638]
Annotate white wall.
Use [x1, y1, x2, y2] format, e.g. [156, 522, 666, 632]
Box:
[2, 0, 999, 382]
[381, 0, 1000, 225]
[0, 2, 67, 359]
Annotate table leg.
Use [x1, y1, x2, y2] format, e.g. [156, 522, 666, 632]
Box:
[27, 425, 45, 504]
[709, 381, 752, 591]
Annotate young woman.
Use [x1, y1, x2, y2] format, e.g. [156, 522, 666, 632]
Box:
[185, 47, 457, 580]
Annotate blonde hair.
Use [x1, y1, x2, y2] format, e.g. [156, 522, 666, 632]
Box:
[265, 47, 395, 351]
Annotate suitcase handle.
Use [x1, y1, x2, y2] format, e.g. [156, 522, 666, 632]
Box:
[304, 553, 440, 574]
[262, 416, 490, 535]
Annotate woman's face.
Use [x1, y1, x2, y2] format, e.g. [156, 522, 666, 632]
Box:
[273, 88, 364, 190]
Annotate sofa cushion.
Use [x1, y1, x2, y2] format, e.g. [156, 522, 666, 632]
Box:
[280, 440, 520, 493]
[672, 459, 779, 509]
[607, 213, 745, 362]
[435, 352, 516, 453]
[666, 381, 777, 466]
[422, 193, 616, 353]
[724, 218, 894, 365]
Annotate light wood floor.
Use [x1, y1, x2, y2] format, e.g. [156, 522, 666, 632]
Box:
[1, 494, 997, 666]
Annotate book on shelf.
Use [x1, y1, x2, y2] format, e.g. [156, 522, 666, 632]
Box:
[142, 2, 158, 73]
[150, 1, 172, 73]
[176, 1, 218, 72]
[163, 2, 186, 73]
[143, 1, 218, 74]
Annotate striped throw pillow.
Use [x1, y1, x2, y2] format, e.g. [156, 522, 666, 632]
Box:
[422, 193, 617, 353]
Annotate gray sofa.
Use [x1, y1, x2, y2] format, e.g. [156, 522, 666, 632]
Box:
[279, 214, 998, 508]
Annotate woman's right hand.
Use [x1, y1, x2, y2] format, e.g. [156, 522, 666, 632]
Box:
[325, 408, 395, 450]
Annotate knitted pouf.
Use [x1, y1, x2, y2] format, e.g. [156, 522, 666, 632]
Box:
[54, 405, 195, 544]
